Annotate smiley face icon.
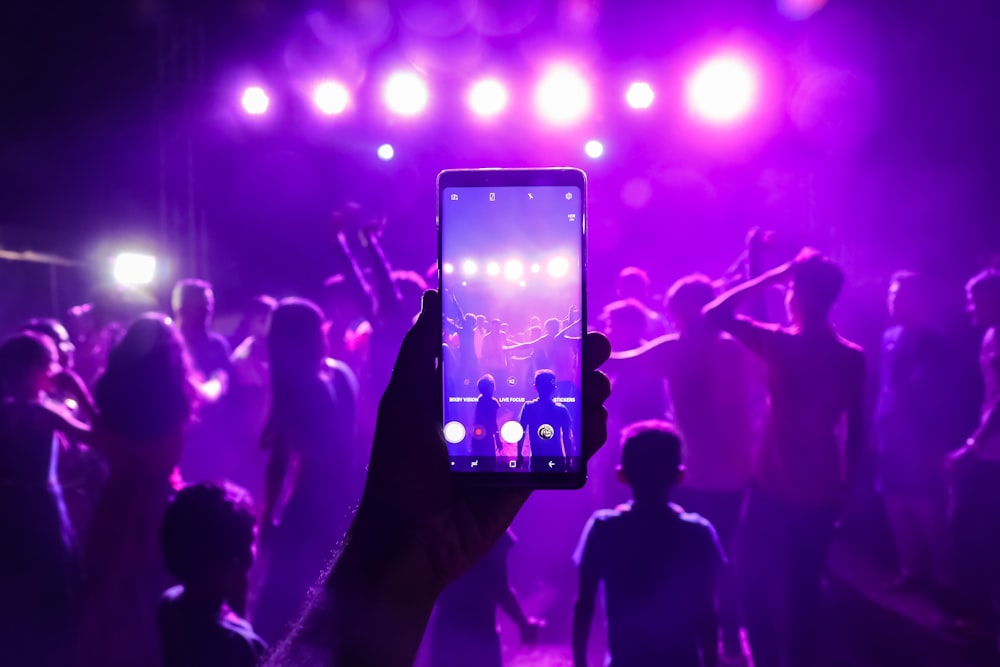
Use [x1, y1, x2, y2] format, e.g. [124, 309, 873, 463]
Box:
[538, 424, 555, 440]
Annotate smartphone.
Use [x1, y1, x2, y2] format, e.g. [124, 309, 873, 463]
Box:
[438, 168, 587, 488]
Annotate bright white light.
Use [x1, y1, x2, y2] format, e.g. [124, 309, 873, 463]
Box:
[500, 420, 525, 444]
[241, 86, 270, 115]
[444, 421, 467, 444]
[377, 143, 395, 161]
[443, 262, 455, 275]
[113, 252, 156, 286]
[685, 55, 759, 125]
[313, 80, 350, 115]
[626, 81, 655, 109]
[534, 66, 591, 125]
[384, 71, 429, 116]
[486, 261, 501, 277]
[547, 256, 570, 279]
[462, 259, 478, 275]
[584, 140, 604, 158]
[468, 79, 508, 117]
[503, 259, 524, 281]
[530, 263, 541, 274]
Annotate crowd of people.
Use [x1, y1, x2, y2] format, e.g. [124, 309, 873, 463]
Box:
[0, 215, 998, 667]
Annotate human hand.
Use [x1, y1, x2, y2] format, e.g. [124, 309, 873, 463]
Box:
[350, 289, 611, 589]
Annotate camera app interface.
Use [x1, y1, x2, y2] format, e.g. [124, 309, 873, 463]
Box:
[441, 185, 583, 473]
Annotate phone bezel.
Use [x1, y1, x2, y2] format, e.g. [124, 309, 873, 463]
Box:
[437, 167, 588, 489]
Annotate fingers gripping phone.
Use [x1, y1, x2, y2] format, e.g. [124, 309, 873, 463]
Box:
[438, 168, 587, 488]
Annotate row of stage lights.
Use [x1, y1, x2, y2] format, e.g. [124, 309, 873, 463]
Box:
[239, 54, 759, 129]
[444, 256, 572, 286]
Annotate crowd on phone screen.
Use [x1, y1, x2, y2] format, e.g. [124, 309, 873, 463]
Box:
[1, 212, 1000, 667]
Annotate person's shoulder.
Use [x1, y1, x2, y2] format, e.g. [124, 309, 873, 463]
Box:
[835, 335, 865, 364]
[589, 504, 632, 526]
[218, 613, 268, 662]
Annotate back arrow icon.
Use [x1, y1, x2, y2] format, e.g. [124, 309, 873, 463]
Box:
[548, 460, 555, 468]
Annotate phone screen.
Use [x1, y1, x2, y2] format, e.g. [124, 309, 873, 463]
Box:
[439, 169, 585, 486]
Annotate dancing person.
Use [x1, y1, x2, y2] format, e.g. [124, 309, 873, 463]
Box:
[229, 295, 277, 499]
[947, 268, 1000, 644]
[516, 370, 574, 471]
[428, 530, 541, 667]
[704, 249, 866, 667]
[77, 314, 197, 667]
[481, 317, 508, 383]
[875, 271, 955, 593]
[159, 482, 266, 667]
[608, 274, 761, 661]
[573, 421, 725, 667]
[254, 298, 359, 643]
[504, 316, 580, 398]
[172, 279, 231, 399]
[261, 290, 612, 667]
[0, 332, 90, 665]
[616, 266, 669, 338]
[473, 374, 503, 457]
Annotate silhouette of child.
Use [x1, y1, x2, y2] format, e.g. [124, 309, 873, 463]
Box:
[473, 374, 503, 457]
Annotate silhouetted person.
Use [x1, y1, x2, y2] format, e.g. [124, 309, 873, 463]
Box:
[610, 274, 761, 661]
[704, 250, 866, 667]
[481, 318, 507, 382]
[428, 530, 541, 667]
[255, 298, 359, 643]
[0, 332, 90, 665]
[516, 370, 574, 471]
[875, 271, 955, 592]
[172, 279, 231, 398]
[229, 295, 277, 500]
[472, 374, 503, 457]
[505, 316, 580, 399]
[616, 266, 669, 339]
[573, 421, 725, 667]
[947, 268, 1000, 643]
[159, 482, 266, 667]
[77, 315, 197, 667]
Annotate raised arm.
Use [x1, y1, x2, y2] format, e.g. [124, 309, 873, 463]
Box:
[360, 224, 403, 322]
[333, 230, 378, 322]
[703, 260, 793, 330]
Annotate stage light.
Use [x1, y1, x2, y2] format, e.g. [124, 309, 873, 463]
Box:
[530, 263, 541, 274]
[384, 71, 429, 116]
[462, 259, 478, 275]
[486, 261, 501, 277]
[468, 79, 508, 117]
[547, 256, 570, 279]
[503, 259, 524, 281]
[443, 262, 455, 275]
[534, 66, 590, 125]
[113, 252, 156, 286]
[584, 140, 604, 158]
[377, 143, 395, 161]
[626, 81, 655, 109]
[241, 86, 270, 115]
[685, 55, 759, 125]
[313, 80, 350, 115]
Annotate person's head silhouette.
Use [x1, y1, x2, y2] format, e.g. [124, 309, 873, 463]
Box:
[534, 369, 557, 400]
[617, 420, 684, 502]
[666, 274, 716, 333]
[544, 318, 561, 337]
[787, 255, 844, 326]
[477, 374, 496, 399]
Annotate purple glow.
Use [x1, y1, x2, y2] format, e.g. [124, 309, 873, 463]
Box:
[377, 143, 395, 160]
[685, 55, 759, 125]
[241, 86, 270, 115]
[443, 262, 455, 275]
[468, 78, 508, 117]
[503, 259, 524, 281]
[547, 256, 570, 279]
[777, 0, 827, 20]
[384, 71, 429, 116]
[584, 139, 604, 158]
[486, 261, 501, 277]
[313, 80, 350, 115]
[462, 259, 478, 275]
[534, 65, 591, 125]
[625, 81, 655, 109]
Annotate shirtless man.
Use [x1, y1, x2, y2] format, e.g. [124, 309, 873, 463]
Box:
[703, 250, 866, 667]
